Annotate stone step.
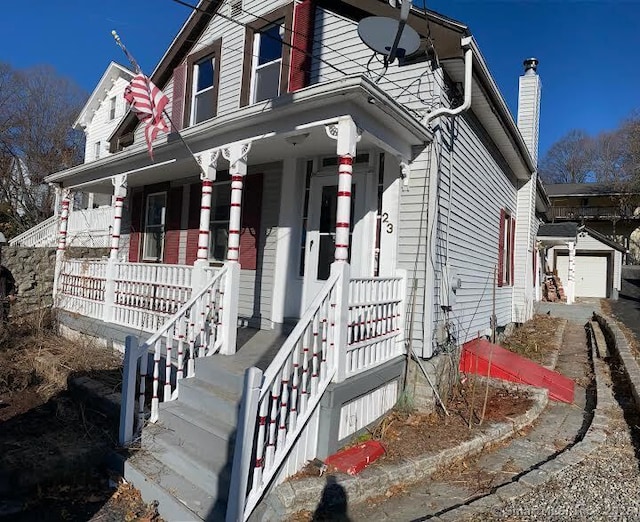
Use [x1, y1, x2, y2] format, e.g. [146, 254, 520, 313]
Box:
[142, 425, 232, 499]
[123, 450, 226, 521]
[178, 377, 242, 426]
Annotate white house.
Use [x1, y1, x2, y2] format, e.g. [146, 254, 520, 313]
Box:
[41, 1, 546, 520]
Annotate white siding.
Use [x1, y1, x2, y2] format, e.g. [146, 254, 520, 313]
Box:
[84, 77, 131, 161]
[338, 380, 399, 440]
[513, 172, 536, 323]
[517, 73, 542, 166]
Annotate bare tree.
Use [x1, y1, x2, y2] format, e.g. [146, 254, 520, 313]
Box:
[539, 129, 594, 184]
[0, 63, 85, 237]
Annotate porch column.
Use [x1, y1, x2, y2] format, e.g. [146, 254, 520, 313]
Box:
[326, 116, 360, 382]
[220, 142, 252, 355]
[104, 174, 127, 323]
[566, 241, 576, 305]
[53, 188, 72, 303]
[192, 149, 220, 293]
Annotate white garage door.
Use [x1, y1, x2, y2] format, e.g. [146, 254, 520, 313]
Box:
[556, 255, 608, 298]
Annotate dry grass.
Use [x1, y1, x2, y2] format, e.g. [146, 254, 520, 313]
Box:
[501, 314, 564, 364]
[0, 309, 122, 400]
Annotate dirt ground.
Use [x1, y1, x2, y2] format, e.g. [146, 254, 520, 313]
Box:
[501, 313, 565, 364]
[0, 311, 162, 521]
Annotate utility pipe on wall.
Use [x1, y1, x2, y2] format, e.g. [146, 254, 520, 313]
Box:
[424, 36, 473, 124]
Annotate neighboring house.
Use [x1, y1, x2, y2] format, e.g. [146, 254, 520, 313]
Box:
[545, 182, 640, 262]
[10, 62, 133, 248]
[537, 222, 624, 301]
[40, 1, 545, 520]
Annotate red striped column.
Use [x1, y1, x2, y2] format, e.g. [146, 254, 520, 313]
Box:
[335, 155, 353, 262]
[197, 150, 219, 262]
[222, 143, 251, 263]
[109, 174, 128, 260]
[57, 191, 71, 252]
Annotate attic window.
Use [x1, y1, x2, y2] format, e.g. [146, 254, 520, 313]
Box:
[109, 97, 117, 120]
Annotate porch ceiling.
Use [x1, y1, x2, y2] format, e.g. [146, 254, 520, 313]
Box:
[47, 76, 432, 192]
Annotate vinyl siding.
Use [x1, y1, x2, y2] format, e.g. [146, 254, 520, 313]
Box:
[512, 172, 536, 323]
[517, 74, 542, 166]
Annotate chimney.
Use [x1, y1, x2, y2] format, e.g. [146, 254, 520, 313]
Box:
[517, 57, 542, 166]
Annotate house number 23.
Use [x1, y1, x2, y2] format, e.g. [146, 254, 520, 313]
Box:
[382, 213, 394, 234]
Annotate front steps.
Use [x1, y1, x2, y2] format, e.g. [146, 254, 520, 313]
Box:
[124, 328, 287, 521]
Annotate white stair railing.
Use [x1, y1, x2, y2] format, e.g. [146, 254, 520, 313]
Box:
[119, 265, 228, 445]
[228, 267, 344, 522]
[10, 216, 59, 247]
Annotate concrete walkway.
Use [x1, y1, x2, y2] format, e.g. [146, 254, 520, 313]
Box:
[348, 303, 599, 521]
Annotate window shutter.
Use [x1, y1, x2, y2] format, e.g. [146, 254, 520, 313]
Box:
[497, 209, 505, 287]
[289, 0, 315, 92]
[186, 183, 202, 266]
[239, 173, 264, 270]
[510, 217, 516, 286]
[129, 191, 144, 262]
[163, 186, 183, 264]
[171, 64, 187, 132]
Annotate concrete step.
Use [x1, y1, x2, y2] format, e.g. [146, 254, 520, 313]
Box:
[124, 450, 226, 521]
[179, 377, 242, 426]
[142, 425, 232, 499]
[194, 356, 245, 396]
[158, 401, 237, 450]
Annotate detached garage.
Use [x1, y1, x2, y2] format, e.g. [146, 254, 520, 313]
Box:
[538, 223, 624, 300]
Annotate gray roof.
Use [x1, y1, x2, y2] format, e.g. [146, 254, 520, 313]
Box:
[544, 183, 629, 197]
[538, 222, 578, 238]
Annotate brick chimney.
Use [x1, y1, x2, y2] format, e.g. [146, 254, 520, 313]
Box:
[517, 58, 542, 166]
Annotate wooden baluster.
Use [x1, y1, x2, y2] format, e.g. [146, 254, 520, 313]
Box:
[311, 314, 320, 396]
[253, 399, 269, 491]
[277, 358, 291, 451]
[138, 348, 148, 431]
[164, 333, 172, 401]
[150, 340, 161, 422]
[290, 341, 300, 432]
[265, 379, 281, 471]
[300, 330, 310, 414]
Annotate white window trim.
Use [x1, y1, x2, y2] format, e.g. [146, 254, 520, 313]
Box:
[142, 191, 167, 262]
[250, 23, 284, 104]
[190, 57, 216, 125]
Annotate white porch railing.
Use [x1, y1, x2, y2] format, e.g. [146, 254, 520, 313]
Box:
[119, 266, 228, 445]
[9, 207, 114, 248]
[346, 272, 407, 377]
[57, 258, 108, 319]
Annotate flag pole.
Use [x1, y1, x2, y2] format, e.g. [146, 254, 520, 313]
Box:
[111, 30, 206, 176]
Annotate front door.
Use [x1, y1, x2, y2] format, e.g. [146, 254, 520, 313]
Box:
[302, 171, 368, 309]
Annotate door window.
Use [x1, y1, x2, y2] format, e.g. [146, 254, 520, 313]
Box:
[316, 184, 355, 280]
[143, 192, 167, 261]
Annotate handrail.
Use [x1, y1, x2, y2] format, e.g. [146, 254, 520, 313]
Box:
[9, 215, 58, 246]
[260, 271, 340, 398]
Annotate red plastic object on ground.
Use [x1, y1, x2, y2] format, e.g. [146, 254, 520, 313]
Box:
[324, 440, 386, 475]
[459, 338, 575, 404]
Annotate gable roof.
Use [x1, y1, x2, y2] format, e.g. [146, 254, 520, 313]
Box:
[579, 225, 626, 252]
[73, 62, 134, 130]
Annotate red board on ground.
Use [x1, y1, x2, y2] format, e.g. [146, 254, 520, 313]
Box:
[324, 440, 386, 476]
[459, 338, 575, 404]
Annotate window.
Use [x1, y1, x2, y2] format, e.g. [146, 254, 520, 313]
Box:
[94, 141, 101, 160]
[143, 192, 167, 261]
[185, 40, 222, 127]
[109, 97, 117, 120]
[251, 21, 284, 103]
[209, 172, 232, 262]
[241, 6, 293, 107]
[499, 209, 515, 287]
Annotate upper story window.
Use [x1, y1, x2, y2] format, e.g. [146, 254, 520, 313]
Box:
[241, 5, 293, 107]
[185, 40, 222, 127]
[251, 21, 284, 103]
[94, 141, 101, 160]
[109, 97, 117, 120]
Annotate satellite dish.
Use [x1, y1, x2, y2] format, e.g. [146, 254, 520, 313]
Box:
[358, 16, 420, 60]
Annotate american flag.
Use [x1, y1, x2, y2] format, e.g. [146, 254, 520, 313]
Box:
[124, 74, 169, 158]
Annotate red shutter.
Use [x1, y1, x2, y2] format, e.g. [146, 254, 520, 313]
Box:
[185, 183, 202, 266]
[497, 209, 505, 287]
[289, 0, 315, 92]
[171, 64, 187, 132]
[129, 191, 144, 263]
[163, 186, 183, 264]
[239, 173, 264, 270]
[533, 248, 537, 286]
[510, 217, 516, 286]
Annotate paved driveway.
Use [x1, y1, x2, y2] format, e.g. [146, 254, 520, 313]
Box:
[608, 266, 640, 339]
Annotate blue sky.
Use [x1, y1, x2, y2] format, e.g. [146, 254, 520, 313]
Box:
[3, 1, 639, 157]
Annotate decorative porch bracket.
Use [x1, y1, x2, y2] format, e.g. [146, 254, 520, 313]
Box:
[219, 141, 252, 355]
[53, 187, 72, 304]
[104, 174, 128, 323]
[325, 116, 360, 383]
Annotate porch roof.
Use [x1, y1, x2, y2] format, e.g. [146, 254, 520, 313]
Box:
[46, 75, 432, 192]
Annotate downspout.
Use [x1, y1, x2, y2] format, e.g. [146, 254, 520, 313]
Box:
[424, 36, 473, 125]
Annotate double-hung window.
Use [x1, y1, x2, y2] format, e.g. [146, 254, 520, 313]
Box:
[209, 172, 232, 263]
[143, 192, 167, 261]
[109, 97, 117, 120]
[185, 40, 222, 127]
[251, 21, 285, 103]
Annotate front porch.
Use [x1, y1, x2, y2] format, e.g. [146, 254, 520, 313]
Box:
[47, 77, 429, 520]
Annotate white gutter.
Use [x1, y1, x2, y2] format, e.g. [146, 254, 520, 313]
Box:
[424, 36, 473, 124]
